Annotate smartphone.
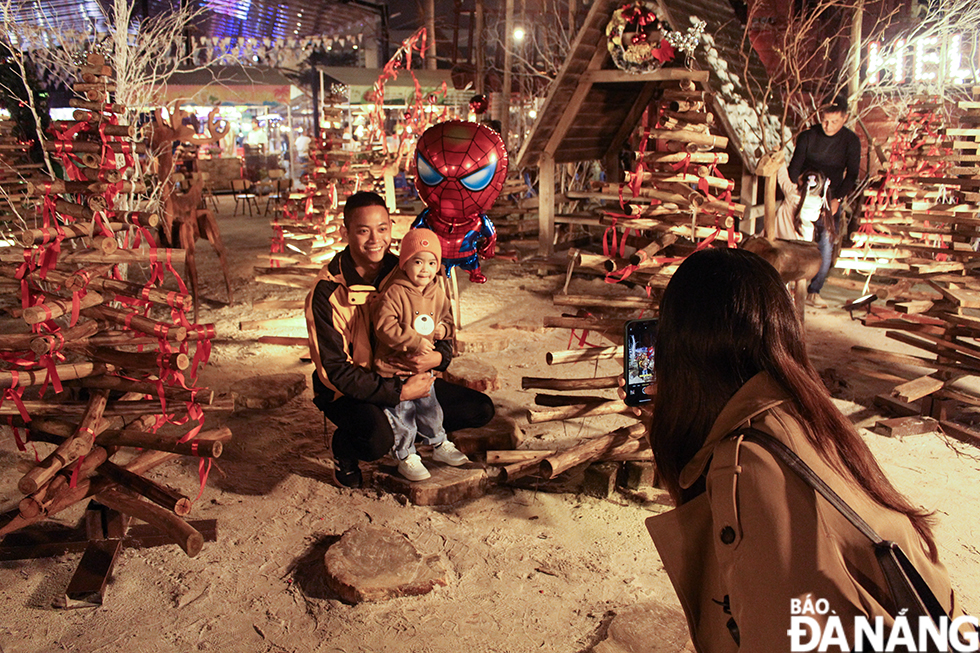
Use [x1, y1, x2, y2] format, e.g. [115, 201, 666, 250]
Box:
[624, 318, 658, 407]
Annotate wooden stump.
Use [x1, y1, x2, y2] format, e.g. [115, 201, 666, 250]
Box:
[451, 414, 523, 457]
[373, 459, 488, 506]
[593, 601, 692, 653]
[323, 526, 448, 603]
[442, 355, 500, 393]
[231, 373, 306, 410]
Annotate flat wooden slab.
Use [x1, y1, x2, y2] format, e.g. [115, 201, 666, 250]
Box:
[593, 601, 691, 653]
[231, 373, 306, 410]
[324, 526, 448, 603]
[374, 461, 488, 506]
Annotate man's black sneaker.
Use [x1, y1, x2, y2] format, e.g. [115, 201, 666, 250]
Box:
[334, 457, 362, 488]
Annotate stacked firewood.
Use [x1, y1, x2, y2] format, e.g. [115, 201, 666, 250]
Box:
[836, 97, 977, 277]
[0, 53, 227, 556]
[841, 90, 980, 443]
[486, 75, 750, 489]
[549, 79, 742, 292]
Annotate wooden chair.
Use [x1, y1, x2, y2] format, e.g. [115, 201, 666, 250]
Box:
[231, 178, 258, 216]
[264, 178, 291, 215]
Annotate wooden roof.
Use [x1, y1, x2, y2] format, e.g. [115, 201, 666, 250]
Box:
[516, 0, 778, 171]
[516, 0, 711, 170]
[657, 0, 782, 170]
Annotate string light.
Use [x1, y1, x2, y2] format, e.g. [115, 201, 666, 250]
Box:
[665, 17, 705, 59]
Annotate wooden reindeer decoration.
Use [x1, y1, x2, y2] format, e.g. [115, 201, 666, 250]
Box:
[146, 104, 232, 322]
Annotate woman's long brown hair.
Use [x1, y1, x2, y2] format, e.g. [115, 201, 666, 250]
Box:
[649, 247, 937, 560]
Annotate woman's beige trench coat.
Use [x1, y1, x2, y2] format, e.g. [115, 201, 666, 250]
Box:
[647, 372, 963, 653]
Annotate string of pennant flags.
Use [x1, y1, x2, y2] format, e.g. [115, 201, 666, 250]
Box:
[24, 32, 368, 89]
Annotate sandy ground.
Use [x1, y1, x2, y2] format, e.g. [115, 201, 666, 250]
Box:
[1, 196, 978, 653]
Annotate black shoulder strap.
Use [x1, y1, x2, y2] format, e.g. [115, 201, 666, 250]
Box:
[737, 427, 884, 545]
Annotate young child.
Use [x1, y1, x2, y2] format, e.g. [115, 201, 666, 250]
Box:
[372, 228, 470, 481]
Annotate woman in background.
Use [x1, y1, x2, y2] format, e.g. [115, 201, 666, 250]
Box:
[646, 247, 961, 652]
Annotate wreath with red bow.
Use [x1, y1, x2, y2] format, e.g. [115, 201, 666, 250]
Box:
[606, 2, 676, 73]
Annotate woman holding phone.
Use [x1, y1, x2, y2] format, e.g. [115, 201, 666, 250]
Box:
[644, 247, 963, 652]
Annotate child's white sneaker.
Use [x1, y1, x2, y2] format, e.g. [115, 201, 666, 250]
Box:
[432, 441, 469, 466]
[397, 453, 431, 481]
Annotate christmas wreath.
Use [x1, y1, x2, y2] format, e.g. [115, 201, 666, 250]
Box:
[606, 2, 676, 73]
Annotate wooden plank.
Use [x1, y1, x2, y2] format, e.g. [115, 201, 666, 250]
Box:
[873, 393, 919, 417]
[583, 68, 709, 84]
[893, 301, 934, 314]
[939, 420, 980, 449]
[885, 331, 980, 369]
[874, 416, 938, 438]
[926, 280, 980, 308]
[891, 375, 944, 403]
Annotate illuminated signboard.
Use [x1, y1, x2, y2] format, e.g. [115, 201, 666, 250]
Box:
[867, 33, 979, 85]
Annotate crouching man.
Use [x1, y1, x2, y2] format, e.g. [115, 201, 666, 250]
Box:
[305, 191, 494, 488]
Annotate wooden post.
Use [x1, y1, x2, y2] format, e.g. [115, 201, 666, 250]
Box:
[754, 151, 784, 239]
[474, 0, 485, 95]
[849, 0, 864, 102]
[426, 0, 437, 70]
[538, 150, 555, 256]
[501, 0, 515, 144]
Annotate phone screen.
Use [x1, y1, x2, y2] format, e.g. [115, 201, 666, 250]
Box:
[624, 318, 658, 406]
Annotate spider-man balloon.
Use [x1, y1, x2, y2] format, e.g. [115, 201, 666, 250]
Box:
[412, 120, 508, 283]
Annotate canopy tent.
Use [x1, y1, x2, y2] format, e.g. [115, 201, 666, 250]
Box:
[316, 66, 467, 106]
[153, 66, 303, 107]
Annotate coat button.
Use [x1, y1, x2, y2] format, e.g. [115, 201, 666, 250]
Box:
[719, 526, 736, 544]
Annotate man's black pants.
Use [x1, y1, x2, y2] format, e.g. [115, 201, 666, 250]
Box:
[316, 379, 495, 462]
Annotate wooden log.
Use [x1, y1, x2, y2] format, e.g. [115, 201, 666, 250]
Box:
[25, 179, 108, 195]
[95, 427, 228, 457]
[542, 316, 630, 332]
[94, 489, 203, 557]
[645, 129, 729, 149]
[630, 233, 678, 267]
[83, 346, 190, 372]
[487, 450, 551, 464]
[663, 110, 714, 125]
[546, 346, 623, 365]
[256, 336, 309, 346]
[641, 151, 729, 164]
[499, 453, 555, 482]
[69, 376, 213, 404]
[77, 167, 121, 184]
[540, 422, 647, 479]
[67, 101, 126, 116]
[526, 399, 631, 423]
[632, 170, 735, 191]
[96, 461, 192, 516]
[23, 290, 104, 324]
[44, 267, 188, 311]
[521, 374, 621, 390]
[50, 121, 136, 138]
[47, 264, 191, 309]
[0, 360, 108, 389]
[18, 389, 109, 494]
[116, 211, 160, 229]
[553, 294, 657, 310]
[44, 140, 146, 155]
[17, 220, 93, 247]
[18, 446, 110, 519]
[0, 446, 176, 537]
[80, 304, 187, 341]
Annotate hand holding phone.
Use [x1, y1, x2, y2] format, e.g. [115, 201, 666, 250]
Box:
[624, 318, 658, 407]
